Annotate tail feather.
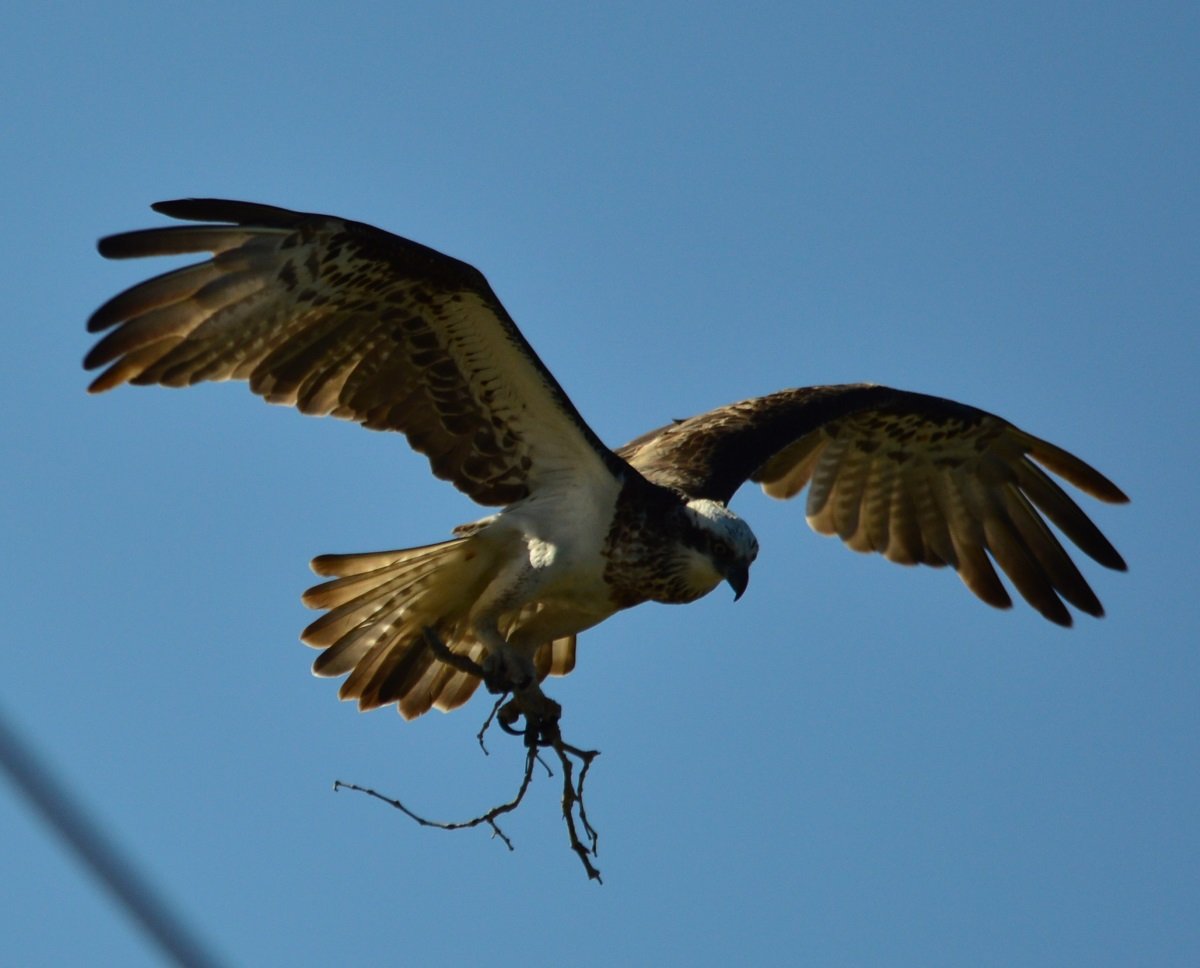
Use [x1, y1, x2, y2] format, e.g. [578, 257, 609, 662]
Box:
[303, 544, 456, 609]
[429, 641, 490, 715]
[309, 546, 443, 577]
[348, 630, 434, 712]
[304, 566, 438, 648]
[533, 635, 577, 679]
[301, 537, 580, 720]
[311, 608, 405, 678]
[304, 539, 468, 681]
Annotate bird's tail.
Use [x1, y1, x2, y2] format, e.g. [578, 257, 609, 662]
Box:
[300, 538, 576, 719]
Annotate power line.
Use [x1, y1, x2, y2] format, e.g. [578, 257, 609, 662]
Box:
[0, 705, 227, 968]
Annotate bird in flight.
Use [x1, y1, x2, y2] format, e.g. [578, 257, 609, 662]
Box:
[85, 200, 1128, 720]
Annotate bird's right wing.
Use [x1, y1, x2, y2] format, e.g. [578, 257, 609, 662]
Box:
[619, 384, 1128, 625]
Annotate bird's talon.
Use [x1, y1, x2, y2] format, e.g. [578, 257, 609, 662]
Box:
[492, 690, 562, 746]
[497, 699, 523, 735]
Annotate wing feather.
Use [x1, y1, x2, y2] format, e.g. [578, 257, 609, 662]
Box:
[619, 383, 1126, 624]
[882, 471, 924, 564]
[87, 200, 623, 506]
[858, 454, 897, 555]
[803, 433, 848, 525]
[936, 469, 1014, 610]
[1013, 459, 1125, 569]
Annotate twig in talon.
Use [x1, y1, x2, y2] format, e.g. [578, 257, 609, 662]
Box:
[332, 754, 539, 853]
[475, 696, 509, 755]
[564, 743, 600, 858]
[345, 628, 604, 880]
[547, 738, 602, 883]
[334, 692, 604, 882]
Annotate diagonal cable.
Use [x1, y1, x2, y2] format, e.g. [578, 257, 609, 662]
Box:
[0, 705, 227, 968]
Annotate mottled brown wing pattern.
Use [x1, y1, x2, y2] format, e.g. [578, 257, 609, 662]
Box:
[86, 199, 620, 505]
[620, 384, 1128, 626]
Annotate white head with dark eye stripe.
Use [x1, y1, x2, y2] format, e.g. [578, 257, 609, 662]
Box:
[679, 498, 759, 600]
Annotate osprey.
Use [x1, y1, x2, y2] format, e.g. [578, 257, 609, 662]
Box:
[85, 200, 1128, 720]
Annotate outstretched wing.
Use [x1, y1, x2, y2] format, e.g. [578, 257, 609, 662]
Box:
[618, 384, 1128, 626]
[86, 199, 625, 505]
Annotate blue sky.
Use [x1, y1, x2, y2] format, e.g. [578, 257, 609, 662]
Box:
[2, 2, 1196, 965]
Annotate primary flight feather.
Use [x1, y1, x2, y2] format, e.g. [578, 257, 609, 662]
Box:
[86, 200, 1128, 719]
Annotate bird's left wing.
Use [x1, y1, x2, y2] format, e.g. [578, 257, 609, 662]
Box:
[618, 384, 1128, 625]
[86, 199, 625, 505]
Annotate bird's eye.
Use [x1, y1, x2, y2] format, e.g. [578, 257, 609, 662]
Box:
[713, 539, 732, 560]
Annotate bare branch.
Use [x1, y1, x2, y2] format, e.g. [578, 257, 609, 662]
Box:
[547, 732, 602, 881]
[475, 695, 508, 755]
[560, 738, 600, 862]
[336, 627, 603, 881]
[334, 746, 536, 851]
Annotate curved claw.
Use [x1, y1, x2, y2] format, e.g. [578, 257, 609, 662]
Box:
[495, 692, 562, 747]
[497, 701, 524, 736]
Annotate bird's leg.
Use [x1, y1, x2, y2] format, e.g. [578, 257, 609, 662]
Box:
[423, 622, 557, 746]
[420, 626, 487, 679]
[470, 624, 563, 745]
[476, 624, 536, 695]
[420, 624, 533, 696]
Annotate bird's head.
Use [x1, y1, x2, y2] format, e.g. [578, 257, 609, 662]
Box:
[682, 498, 759, 601]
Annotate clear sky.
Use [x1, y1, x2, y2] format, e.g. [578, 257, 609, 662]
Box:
[2, 2, 1196, 965]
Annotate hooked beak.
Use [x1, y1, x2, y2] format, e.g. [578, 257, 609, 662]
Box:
[725, 562, 750, 601]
